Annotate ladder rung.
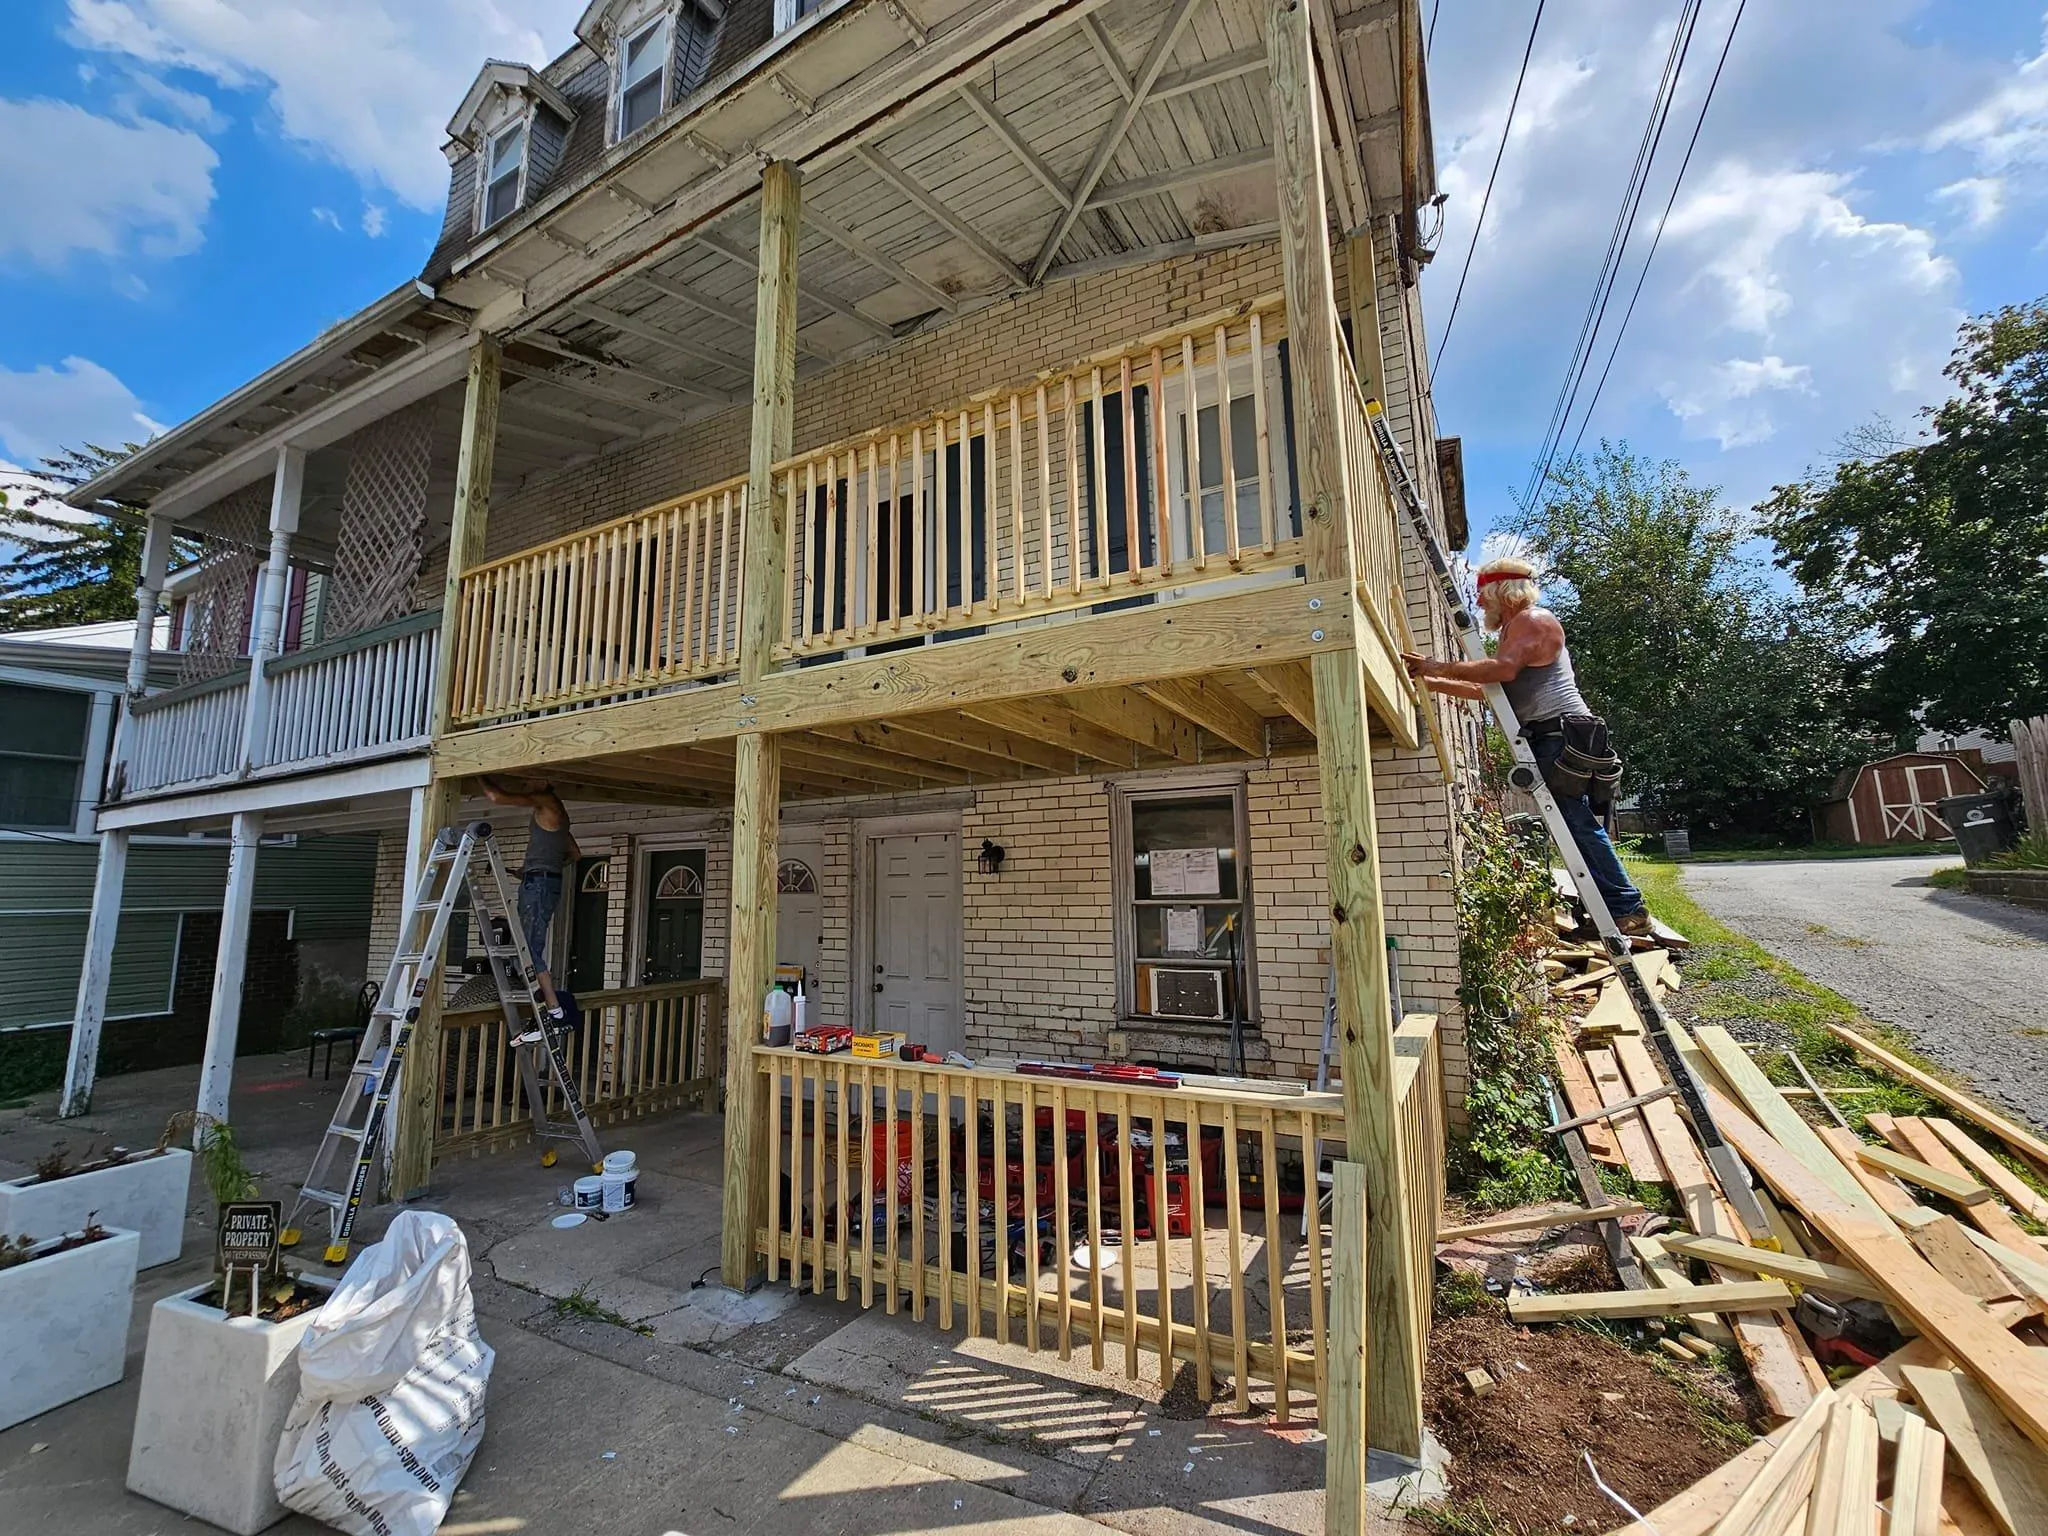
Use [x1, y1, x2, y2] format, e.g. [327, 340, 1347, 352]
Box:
[297, 1188, 344, 1207]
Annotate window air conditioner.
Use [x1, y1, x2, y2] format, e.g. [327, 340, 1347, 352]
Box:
[1149, 967, 1225, 1021]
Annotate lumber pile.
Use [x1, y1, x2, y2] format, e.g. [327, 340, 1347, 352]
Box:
[1519, 948, 2048, 1534]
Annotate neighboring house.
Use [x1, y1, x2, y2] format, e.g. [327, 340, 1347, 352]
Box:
[1813, 751, 1985, 846]
[0, 622, 377, 1096]
[55, 0, 1468, 1462]
[1915, 727, 2018, 783]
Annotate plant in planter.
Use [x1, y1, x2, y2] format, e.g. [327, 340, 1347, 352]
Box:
[0, 1211, 143, 1432]
[127, 1116, 335, 1536]
[0, 1122, 194, 1269]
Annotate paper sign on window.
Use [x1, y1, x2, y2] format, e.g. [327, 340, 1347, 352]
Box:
[1151, 847, 1221, 898]
[1165, 906, 1204, 956]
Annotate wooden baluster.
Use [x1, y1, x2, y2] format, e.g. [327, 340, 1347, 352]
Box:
[1121, 356, 1140, 582]
[1301, 1108, 1327, 1413]
[908, 1066, 926, 1321]
[911, 425, 927, 629]
[810, 1060, 827, 1296]
[834, 1059, 850, 1301]
[1222, 1104, 1248, 1411]
[884, 434, 903, 634]
[827, 453, 846, 642]
[587, 533, 609, 692]
[783, 465, 800, 651]
[503, 558, 527, 709]
[993, 1078, 1010, 1345]
[629, 518, 650, 681]
[1215, 325, 1240, 566]
[863, 439, 879, 639]
[1036, 384, 1053, 602]
[936, 415, 954, 620]
[982, 401, 998, 614]
[936, 1069, 953, 1330]
[858, 1064, 876, 1308]
[884, 1063, 901, 1315]
[714, 488, 733, 664]
[1251, 313, 1275, 554]
[1116, 1091, 1137, 1377]
[1090, 368, 1110, 589]
[1008, 394, 1025, 608]
[785, 1061, 804, 1291]
[1183, 334, 1206, 569]
[490, 1019, 509, 1127]
[1085, 1100, 1104, 1370]
[1151, 347, 1172, 576]
[1188, 1110, 1212, 1400]
[1261, 1106, 1289, 1424]
[677, 507, 699, 673]
[797, 460, 816, 650]
[766, 1057, 782, 1283]
[958, 409, 972, 614]
[431, 1020, 450, 1150]
[1020, 1077, 1040, 1352]
[1152, 1098, 1175, 1386]
[1053, 1082, 1073, 1360]
[1064, 376, 1082, 596]
[964, 1076, 981, 1337]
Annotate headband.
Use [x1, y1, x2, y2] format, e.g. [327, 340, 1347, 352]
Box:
[1475, 570, 1523, 591]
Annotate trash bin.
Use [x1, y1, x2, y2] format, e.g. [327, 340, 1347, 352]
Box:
[1938, 793, 2016, 866]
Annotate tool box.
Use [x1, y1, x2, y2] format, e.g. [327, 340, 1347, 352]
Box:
[851, 1030, 907, 1059]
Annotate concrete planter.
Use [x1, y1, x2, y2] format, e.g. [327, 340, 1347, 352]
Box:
[0, 1225, 141, 1432]
[126, 1276, 335, 1536]
[0, 1147, 192, 1269]
[1966, 867, 2048, 913]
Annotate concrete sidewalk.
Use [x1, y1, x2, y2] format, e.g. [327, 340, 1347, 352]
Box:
[1, 1053, 1401, 1534]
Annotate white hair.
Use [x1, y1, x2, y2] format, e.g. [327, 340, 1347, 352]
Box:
[1476, 556, 1541, 625]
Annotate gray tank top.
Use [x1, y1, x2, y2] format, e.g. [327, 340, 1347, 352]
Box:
[522, 814, 572, 876]
[1502, 638, 1591, 727]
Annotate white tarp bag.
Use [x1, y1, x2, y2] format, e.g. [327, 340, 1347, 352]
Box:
[274, 1211, 494, 1536]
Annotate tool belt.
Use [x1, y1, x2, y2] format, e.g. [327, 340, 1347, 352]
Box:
[1526, 713, 1623, 811]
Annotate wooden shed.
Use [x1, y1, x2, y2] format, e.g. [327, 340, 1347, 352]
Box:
[1813, 752, 1985, 845]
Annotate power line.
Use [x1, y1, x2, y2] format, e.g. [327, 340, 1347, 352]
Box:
[1521, 1, 1703, 513]
[1427, 0, 1441, 56]
[1431, 0, 1549, 375]
[1559, 0, 1748, 473]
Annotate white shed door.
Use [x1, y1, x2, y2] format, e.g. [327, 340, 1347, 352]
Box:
[872, 832, 961, 1054]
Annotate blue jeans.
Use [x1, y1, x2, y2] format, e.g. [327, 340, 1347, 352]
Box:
[517, 871, 561, 972]
[1529, 730, 1646, 917]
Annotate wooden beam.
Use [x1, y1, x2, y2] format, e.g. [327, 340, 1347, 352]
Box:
[1245, 662, 1317, 733]
[875, 712, 1076, 776]
[810, 717, 1037, 779]
[1135, 675, 1268, 757]
[511, 332, 734, 403]
[960, 699, 1136, 767]
[790, 728, 978, 785]
[1924, 1118, 2048, 1225]
[1032, 0, 1207, 283]
[1659, 1235, 1890, 1303]
[633, 268, 839, 363]
[696, 228, 897, 341]
[1822, 1024, 2048, 1175]
[574, 301, 755, 376]
[1268, 0, 1420, 1462]
[722, 161, 800, 1291]
[1325, 1160, 1367, 1536]
[1084, 147, 1276, 211]
[1507, 1281, 1796, 1323]
[500, 358, 701, 422]
[1855, 1142, 1994, 1207]
[954, 83, 1071, 205]
[852, 143, 1029, 289]
[1151, 47, 1266, 101]
[1079, 15, 1134, 99]
[803, 205, 962, 317]
[1061, 686, 1199, 762]
[1436, 1202, 1646, 1242]
[1878, 1116, 2040, 1253]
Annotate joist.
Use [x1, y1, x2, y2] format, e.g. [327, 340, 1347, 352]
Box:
[1436, 1202, 1645, 1242]
[1856, 1142, 1995, 1207]
[1660, 1235, 1889, 1303]
[1586, 1046, 1663, 1182]
[1244, 662, 1318, 733]
[1923, 1119, 2048, 1226]
[1507, 1280, 1794, 1323]
[957, 700, 1136, 767]
[1060, 686, 1201, 762]
[1134, 675, 1269, 756]
[1821, 1024, 2048, 1174]
[1700, 1081, 2048, 1458]
[1901, 1366, 2048, 1536]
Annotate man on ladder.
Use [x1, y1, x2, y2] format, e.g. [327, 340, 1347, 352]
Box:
[481, 776, 579, 1032]
[1404, 554, 1653, 936]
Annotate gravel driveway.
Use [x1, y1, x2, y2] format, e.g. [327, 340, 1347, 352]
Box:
[1680, 855, 2048, 1133]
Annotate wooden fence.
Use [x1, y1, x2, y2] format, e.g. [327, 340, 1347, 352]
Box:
[753, 1014, 1444, 1424]
[2014, 715, 2048, 833]
[433, 979, 724, 1152]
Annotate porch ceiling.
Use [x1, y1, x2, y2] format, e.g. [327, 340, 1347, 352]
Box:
[455, 0, 1421, 437]
[495, 664, 1320, 808]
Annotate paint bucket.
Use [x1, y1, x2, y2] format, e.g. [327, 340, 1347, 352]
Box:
[603, 1150, 637, 1176]
[601, 1167, 638, 1213]
[573, 1175, 604, 1210]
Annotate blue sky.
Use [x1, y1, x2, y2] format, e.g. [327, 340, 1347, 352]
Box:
[3, 0, 2047, 555]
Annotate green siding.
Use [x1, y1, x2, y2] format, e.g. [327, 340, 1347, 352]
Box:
[10, 911, 182, 1027]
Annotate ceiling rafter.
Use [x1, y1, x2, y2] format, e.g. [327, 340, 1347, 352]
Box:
[572, 300, 754, 377]
[695, 228, 900, 340]
[633, 269, 842, 362]
[1079, 15, 1134, 100]
[953, 82, 1072, 206]
[514, 332, 731, 404]
[1150, 47, 1266, 101]
[1030, 0, 1208, 285]
[799, 207, 961, 317]
[1084, 146, 1275, 211]
[851, 143, 1029, 290]
[1310, 0, 1371, 232]
[500, 359, 699, 423]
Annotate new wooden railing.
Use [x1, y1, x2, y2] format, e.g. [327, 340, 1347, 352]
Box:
[433, 978, 724, 1152]
[776, 300, 1301, 658]
[1335, 339, 1413, 673]
[756, 1049, 1339, 1419]
[449, 477, 747, 725]
[122, 671, 248, 796]
[1391, 1013, 1446, 1365]
[259, 610, 438, 769]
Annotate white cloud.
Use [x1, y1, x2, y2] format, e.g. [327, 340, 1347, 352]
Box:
[0, 357, 159, 468]
[1663, 356, 1814, 449]
[65, 0, 578, 209]
[361, 203, 387, 238]
[0, 97, 217, 266]
[1934, 175, 2007, 231]
[1928, 16, 2048, 177]
[311, 206, 343, 230]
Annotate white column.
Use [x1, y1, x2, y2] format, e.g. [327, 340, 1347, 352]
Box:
[59, 830, 131, 1118]
[239, 446, 305, 775]
[107, 512, 175, 798]
[379, 784, 434, 1195]
[195, 810, 265, 1131]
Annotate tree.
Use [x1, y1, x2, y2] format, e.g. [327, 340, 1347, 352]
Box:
[1517, 443, 1878, 840]
[1761, 297, 2048, 736]
[0, 443, 161, 632]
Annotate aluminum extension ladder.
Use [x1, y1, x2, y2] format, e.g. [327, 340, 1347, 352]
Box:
[283, 821, 604, 1264]
[1362, 397, 1775, 1244]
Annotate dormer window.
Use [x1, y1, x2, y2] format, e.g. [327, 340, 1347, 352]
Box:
[619, 16, 670, 138]
[483, 121, 527, 228]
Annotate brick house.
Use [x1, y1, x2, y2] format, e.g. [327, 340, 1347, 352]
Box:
[60, 0, 1474, 1467]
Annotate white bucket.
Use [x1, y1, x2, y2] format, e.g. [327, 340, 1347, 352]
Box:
[573, 1175, 604, 1210]
[601, 1168, 638, 1213]
[602, 1149, 637, 1176]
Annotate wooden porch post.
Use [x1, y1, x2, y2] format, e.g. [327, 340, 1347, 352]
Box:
[1267, 0, 1426, 1462]
[195, 810, 265, 1132]
[391, 335, 499, 1200]
[721, 160, 800, 1289]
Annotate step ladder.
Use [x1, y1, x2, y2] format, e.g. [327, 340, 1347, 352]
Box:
[284, 821, 603, 1264]
[1362, 397, 1775, 1244]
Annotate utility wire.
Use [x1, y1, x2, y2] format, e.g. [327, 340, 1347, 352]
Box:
[1431, 0, 1548, 375]
[1559, 0, 1748, 473]
[1427, 0, 1441, 56]
[1521, 1, 1703, 513]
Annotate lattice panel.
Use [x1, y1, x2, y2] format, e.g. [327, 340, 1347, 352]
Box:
[176, 482, 269, 684]
[326, 398, 435, 639]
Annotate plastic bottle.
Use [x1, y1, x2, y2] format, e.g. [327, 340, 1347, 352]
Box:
[792, 978, 808, 1038]
[762, 985, 793, 1046]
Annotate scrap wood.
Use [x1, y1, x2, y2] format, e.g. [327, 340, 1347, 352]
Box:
[1551, 1040, 1621, 1162]
[1547, 1084, 1676, 1135]
[1544, 1078, 1650, 1291]
[1857, 1142, 1996, 1207]
[1923, 1119, 2048, 1228]
[1901, 1213, 2022, 1304]
[1700, 1080, 2048, 1459]
[1704, 1389, 1835, 1536]
[1506, 1279, 1794, 1322]
[1696, 1026, 1891, 1220]
[1892, 1411, 1947, 1536]
[1661, 1234, 1889, 1302]
[1817, 1125, 1921, 1217]
[1437, 1201, 1647, 1241]
[1880, 1118, 2042, 1251]
[1807, 1397, 1880, 1536]
[1587, 1045, 1664, 1181]
[1820, 1024, 2048, 1176]
[1555, 963, 1616, 993]
[1633, 1234, 1737, 1346]
[1923, 1219, 2048, 1312]
[1901, 1365, 2048, 1536]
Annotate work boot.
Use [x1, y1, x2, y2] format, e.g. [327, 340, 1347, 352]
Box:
[1615, 910, 1654, 937]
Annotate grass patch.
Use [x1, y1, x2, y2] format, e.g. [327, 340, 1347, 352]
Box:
[552, 1286, 654, 1335]
[1676, 841, 1953, 864]
[1928, 865, 1971, 891]
[1435, 1267, 1502, 1320]
[1411, 1498, 1518, 1536]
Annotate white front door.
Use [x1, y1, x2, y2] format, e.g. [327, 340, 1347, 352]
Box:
[777, 843, 824, 996]
[872, 832, 961, 1054]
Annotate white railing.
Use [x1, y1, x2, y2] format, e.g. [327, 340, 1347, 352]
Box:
[122, 673, 248, 797]
[259, 610, 438, 770]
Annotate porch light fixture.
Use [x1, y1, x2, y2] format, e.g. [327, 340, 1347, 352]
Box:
[976, 839, 1006, 876]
